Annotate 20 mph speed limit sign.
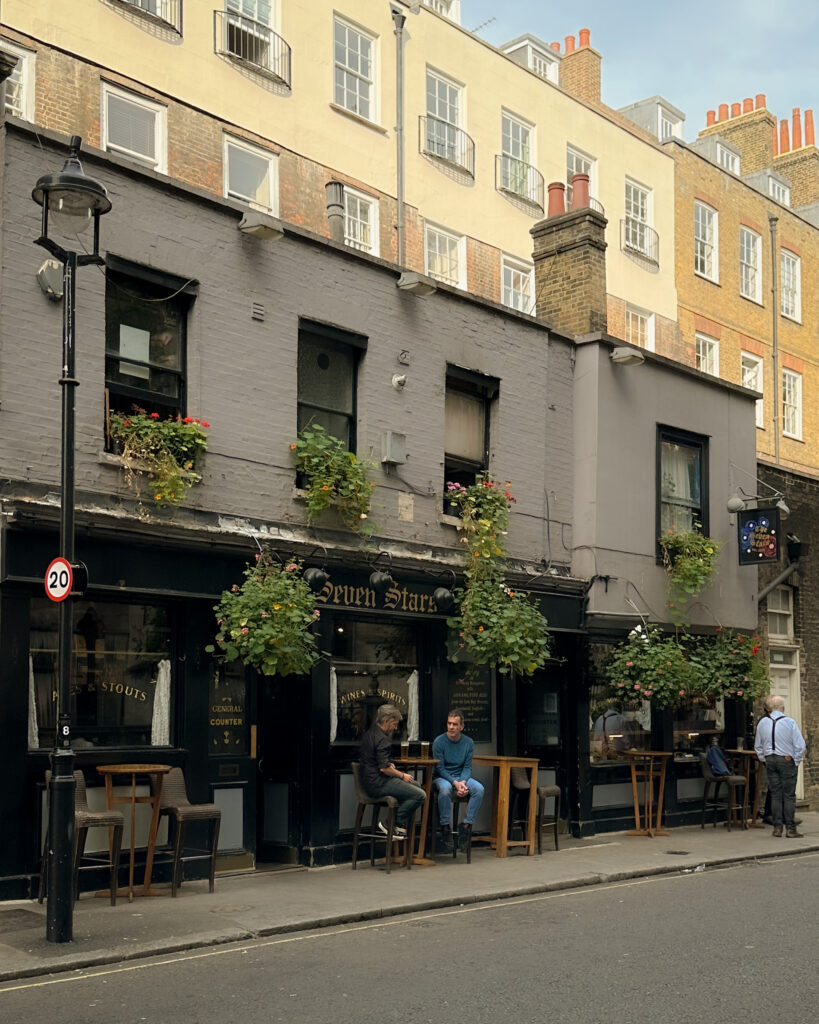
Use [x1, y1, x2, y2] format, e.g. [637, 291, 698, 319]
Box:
[44, 557, 73, 602]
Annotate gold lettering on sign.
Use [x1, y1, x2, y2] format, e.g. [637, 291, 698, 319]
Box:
[313, 577, 441, 615]
[100, 681, 147, 702]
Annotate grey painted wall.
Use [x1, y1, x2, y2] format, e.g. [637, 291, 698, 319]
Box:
[572, 342, 759, 630]
[2, 126, 573, 571]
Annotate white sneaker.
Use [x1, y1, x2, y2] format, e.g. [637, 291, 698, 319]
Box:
[377, 821, 407, 838]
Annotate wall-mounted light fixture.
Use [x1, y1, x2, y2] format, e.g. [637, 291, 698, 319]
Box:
[303, 567, 330, 593]
[368, 551, 395, 597]
[397, 271, 437, 295]
[610, 345, 645, 366]
[238, 210, 285, 240]
[727, 485, 789, 519]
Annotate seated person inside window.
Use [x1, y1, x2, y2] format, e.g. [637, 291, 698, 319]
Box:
[591, 705, 632, 760]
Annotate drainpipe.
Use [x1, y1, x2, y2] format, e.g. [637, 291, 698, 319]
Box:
[325, 180, 345, 244]
[391, 3, 407, 266]
[768, 213, 780, 465]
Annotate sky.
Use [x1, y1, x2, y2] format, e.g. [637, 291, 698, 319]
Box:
[459, 0, 819, 141]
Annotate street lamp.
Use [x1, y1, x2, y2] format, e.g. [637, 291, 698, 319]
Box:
[32, 136, 111, 944]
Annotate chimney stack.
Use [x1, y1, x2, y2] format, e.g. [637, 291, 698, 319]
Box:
[792, 108, 802, 149]
[806, 109, 815, 147]
[559, 27, 601, 103]
[780, 119, 790, 154]
[531, 197, 607, 336]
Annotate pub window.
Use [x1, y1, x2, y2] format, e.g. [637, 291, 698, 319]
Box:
[297, 320, 366, 450]
[673, 696, 724, 757]
[444, 365, 498, 494]
[657, 426, 708, 538]
[589, 682, 651, 763]
[104, 257, 196, 432]
[28, 598, 173, 750]
[330, 620, 418, 744]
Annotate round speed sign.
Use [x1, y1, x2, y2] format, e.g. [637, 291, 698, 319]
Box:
[45, 557, 73, 602]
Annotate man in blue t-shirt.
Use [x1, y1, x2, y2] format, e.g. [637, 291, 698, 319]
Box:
[432, 708, 484, 851]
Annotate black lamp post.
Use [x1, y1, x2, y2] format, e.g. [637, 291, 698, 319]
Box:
[32, 136, 111, 944]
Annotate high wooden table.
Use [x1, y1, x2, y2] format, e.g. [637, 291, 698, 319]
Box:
[473, 754, 539, 857]
[97, 763, 171, 900]
[623, 751, 673, 837]
[725, 749, 763, 828]
[395, 756, 438, 866]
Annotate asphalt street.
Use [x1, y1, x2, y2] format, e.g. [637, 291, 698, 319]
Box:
[1, 853, 817, 1024]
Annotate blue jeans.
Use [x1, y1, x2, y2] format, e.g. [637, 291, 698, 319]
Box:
[434, 777, 484, 825]
[765, 754, 798, 829]
[375, 778, 426, 827]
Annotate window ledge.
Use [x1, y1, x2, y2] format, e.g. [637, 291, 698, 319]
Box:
[329, 103, 388, 135]
[439, 513, 461, 529]
[694, 271, 720, 286]
[739, 293, 764, 307]
[782, 433, 804, 443]
[781, 313, 802, 325]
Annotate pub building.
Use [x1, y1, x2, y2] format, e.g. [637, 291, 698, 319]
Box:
[0, 123, 760, 898]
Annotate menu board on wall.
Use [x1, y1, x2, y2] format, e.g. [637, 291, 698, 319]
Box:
[448, 674, 492, 743]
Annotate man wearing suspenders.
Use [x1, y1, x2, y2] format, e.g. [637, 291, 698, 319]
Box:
[754, 695, 806, 838]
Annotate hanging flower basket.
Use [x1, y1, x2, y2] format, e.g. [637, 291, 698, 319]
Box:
[446, 476, 551, 677]
[690, 628, 770, 702]
[205, 554, 320, 678]
[658, 525, 720, 621]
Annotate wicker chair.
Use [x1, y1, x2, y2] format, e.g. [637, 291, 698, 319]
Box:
[38, 770, 124, 906]
[155, 768, 221, 896]
[350, 762, 413, 873]
[510, 766, 561, 853]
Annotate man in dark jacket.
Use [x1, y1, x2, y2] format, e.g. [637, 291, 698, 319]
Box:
[359, 703, 425, 837]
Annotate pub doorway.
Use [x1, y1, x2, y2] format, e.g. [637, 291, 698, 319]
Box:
[256, 672, 306, 864]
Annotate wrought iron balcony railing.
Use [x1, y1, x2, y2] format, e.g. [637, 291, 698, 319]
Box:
[112, 0, 183, 33]
[495, 154, 544, 211]
[214, 10, 291, 88]
[420, 115, 475, 177]
[620, 218, 659, 265]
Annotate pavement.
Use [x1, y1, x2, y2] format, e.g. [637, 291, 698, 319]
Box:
[1, 812, 817, 983]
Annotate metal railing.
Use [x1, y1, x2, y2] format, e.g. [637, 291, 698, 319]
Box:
[214, 10, 291, 88]
[112, 0, 182, 33]
[420, 115, 475, 177]
[589, 196, 606, 216]
[620, 218, 659, 265]
[495, 154, 544, 211]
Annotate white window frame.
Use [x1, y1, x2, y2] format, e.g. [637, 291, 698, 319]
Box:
[343, 186, 379, 256]
[624, 178, 651, 254]
[739, 226, 762, 303]
[529, 45, 558, 83]
[767, 586, 794, 640]
[625, 305, 655, 351]
[782, 368, 802, 439]
[741, 352, 764, 428]
[780, 250, 801, 322]
[1, 39, 35, 121]
[502, 110, 533, 165]
[695, 332, 719, 376]
[567, 145, 595, 207]
[716, 143, 740, 174]
[425, 223, 466, 290]
[423, 0, 461, 21]
[223, 134, 278, 214]
[768, 177, 790, 206]
[226, 0, 274, 26]
[658, 106, 682, 139]
[101, 82, 167, 173]
[501, 255, 534, 314]
[333, 16, 378, 124]
[694, 201, 718, 282]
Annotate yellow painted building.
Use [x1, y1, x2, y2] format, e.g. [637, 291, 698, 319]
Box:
[2, 0, 678, 332]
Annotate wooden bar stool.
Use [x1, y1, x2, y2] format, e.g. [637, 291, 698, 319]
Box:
[350, 763, 414, 873]
[510, 766, 561, 853]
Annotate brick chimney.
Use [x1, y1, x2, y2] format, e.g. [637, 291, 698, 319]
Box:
[698, 94, 776, 175]
[773, 107, 819, 207]
[559, 28, 601, 104]
[530, 180, 608, 336]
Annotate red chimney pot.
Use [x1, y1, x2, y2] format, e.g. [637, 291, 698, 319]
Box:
[792, 108, 802, 149]
[718, 103, 729, 122]
[570, 173, 590, 210]
[578, 28, 591, 47]
[547, 181, 566, 217]
[805, 110, 815, 147]
[731, 102, 741, 118]
[564, 35, 576, 54]
[706, 110, 716, 126]
[743, 97, 753, 113]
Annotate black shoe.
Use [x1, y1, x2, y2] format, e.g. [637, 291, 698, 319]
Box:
[439, 826, 453, 853]
[772, 826, 783, 837]
[786, 828, 804, 838]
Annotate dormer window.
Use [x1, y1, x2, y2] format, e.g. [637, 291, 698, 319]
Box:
[716, 143, 740, 174]
[658, 106, 682, 139]
[423, 0, 461, 22]
[769, 177, 790, 206]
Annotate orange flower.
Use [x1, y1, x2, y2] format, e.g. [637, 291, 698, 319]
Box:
[290, 443, 297, 450]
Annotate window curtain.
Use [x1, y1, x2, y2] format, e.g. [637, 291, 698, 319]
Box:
[151, 658, 171, 746]
[661, 443, 699, 531]
[329, 665, 338, 743]
[27, 654, 39, 750]
[406, 670, 419, 741]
